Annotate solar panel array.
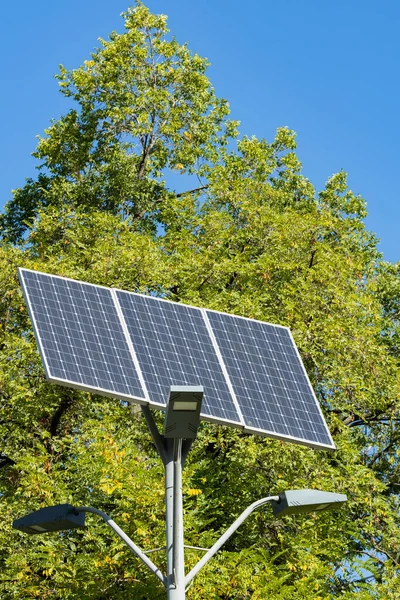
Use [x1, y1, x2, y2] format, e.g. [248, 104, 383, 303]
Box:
[19, 269, 334, 449]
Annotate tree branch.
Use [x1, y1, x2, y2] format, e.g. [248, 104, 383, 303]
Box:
[49, 395, 74, 437]
[176, 185, 208, 198]
[308, 249, 317, 268]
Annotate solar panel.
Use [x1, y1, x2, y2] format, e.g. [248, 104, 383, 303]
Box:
[115, 291, 241, 425]
[205, 310, 333, 448]
[19, 269, 146, 402]
[19, 268, 334, 449]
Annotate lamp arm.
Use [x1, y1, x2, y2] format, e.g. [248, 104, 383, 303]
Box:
[75, 506, 166, 586]
[184, 495, 279, 587]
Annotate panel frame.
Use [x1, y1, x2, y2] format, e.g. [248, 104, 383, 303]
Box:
[204, 307, 336, 450]
[18, 268, 148, 405]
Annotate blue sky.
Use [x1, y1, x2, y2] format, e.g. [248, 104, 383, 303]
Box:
[1, 1, 399, 262]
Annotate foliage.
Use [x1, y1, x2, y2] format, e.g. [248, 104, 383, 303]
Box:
[1, 2, 400, 598]
[0, 2, 237, 243]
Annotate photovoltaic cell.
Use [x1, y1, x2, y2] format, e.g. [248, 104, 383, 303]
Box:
[206, 310, 333, 447]
[19, 270, 146, 401]
[115, 291, 241, 424]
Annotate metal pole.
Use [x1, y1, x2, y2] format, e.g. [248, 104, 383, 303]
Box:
[173, 439, 185, 597]
[165, 441, 175, 596]
[165, 439, 185, 599]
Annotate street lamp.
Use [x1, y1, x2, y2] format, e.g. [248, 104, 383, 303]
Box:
[13, 505, 165, 584]
[12, 387, 347, 599]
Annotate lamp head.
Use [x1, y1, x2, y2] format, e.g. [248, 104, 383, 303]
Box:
[271, 489, 347, 516]
[164, 386, 204, 439]
[13, 504, 85, 535]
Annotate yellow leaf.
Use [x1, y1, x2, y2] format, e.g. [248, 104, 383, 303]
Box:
[187, 488, 202, 496]
[99, 479, 122, 494]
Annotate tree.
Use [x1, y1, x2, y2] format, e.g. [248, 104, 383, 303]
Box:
[0, 2, 237, 243]
[1, 2, 400, 598]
